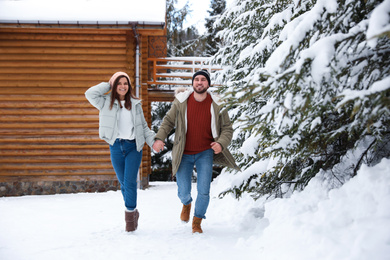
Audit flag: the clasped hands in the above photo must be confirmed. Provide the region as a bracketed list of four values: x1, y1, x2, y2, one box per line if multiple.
[153, 140, 165, 153]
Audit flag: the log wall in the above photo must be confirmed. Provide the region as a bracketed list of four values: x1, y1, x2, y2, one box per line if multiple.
[0, 27, 154, 196]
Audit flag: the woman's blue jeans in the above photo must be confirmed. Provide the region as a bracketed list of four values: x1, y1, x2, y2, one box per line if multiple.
[176, 149, 214, 219]
[109, 139, 142, 211]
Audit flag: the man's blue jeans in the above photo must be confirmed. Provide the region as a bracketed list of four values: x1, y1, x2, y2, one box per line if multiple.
[176, 149, 214, 219]
[109, 139, 142, 211]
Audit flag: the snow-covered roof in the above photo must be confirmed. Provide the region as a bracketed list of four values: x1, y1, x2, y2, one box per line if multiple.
[0, 0, 166, 25]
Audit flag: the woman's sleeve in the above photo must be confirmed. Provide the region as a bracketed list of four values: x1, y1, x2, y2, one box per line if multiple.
[140, 105, 156, 148]
[85, 82, 111, 110]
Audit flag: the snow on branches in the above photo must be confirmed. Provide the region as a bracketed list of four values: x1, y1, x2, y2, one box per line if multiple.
[213, 0, 390, 199]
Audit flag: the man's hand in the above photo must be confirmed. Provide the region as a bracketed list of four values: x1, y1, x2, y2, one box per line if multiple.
[211, 142, 222, 154]
[153, 140, 165, 153]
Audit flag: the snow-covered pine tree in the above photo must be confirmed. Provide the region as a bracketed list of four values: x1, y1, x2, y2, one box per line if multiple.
[178, 0, 227, 57]
[166, 0, 206, 56]
[205, 0, 227, 56]
[214, 0, 390, 199]
[151, 0, 192, 180]
[150, 102, 174, 181]
[166, 0, 192, 56]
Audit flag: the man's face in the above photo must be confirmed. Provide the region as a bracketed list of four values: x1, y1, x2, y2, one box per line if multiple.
[193, 75, 209, 94]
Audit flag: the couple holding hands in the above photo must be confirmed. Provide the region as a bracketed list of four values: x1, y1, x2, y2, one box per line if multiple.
[85, 70, 238, 233]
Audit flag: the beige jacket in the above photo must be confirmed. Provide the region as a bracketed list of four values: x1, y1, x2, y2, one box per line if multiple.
[155, 87, 239, 176]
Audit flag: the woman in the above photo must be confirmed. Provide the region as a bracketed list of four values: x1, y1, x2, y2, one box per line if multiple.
[85, 71, 156, 232]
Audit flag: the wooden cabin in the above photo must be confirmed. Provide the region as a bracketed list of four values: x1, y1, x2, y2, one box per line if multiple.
[0, 0, 170, 196]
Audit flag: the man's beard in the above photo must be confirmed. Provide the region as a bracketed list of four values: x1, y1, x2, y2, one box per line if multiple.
[193, 86, 208, 94]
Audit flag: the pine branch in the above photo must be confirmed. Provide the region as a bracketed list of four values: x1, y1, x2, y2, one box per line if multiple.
[353, 138, 377, 177]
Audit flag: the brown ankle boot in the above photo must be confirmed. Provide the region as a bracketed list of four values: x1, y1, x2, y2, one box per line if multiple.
[125, 209, 139, 232]
[192, 216, 203, 233]
[180, 203, 191, 223]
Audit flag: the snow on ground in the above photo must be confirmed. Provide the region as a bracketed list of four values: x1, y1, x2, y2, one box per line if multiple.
[0, 182, 257, 260]
[1, 159, 390, 260]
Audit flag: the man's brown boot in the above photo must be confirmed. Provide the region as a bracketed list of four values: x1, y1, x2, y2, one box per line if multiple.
[180, 203, 191, 223]
[125, 209, 139, 232]
[192, 216, 203, 233]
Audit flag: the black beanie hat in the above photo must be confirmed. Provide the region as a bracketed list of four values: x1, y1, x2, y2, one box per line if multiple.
[192, 69, 211, 86]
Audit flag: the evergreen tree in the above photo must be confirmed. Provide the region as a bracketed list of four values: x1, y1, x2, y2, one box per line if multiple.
[205, 0, 227, 56]
[214, 0, 390, 199]
[166, 0, 203, 56]
[150, 102, 175, 181]
[150, 0, 188, 179]
[151, 0, 199, 179]
[175, 25, 205, 56]
[166, 0, 192, 56]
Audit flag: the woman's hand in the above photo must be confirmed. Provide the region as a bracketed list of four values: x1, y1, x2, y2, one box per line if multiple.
[153, 140, 165, 153]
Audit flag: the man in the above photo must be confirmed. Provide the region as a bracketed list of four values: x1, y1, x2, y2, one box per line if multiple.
[153, 69, 239, 233]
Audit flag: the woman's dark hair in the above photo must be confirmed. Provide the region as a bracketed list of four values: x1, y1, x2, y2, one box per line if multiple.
[109, 75, 139, 110]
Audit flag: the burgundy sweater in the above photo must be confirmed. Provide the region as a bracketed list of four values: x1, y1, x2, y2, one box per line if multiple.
[184, 93, 213, 155]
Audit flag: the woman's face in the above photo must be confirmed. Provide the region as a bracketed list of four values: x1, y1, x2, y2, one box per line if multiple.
[116, 77, 129, 99]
